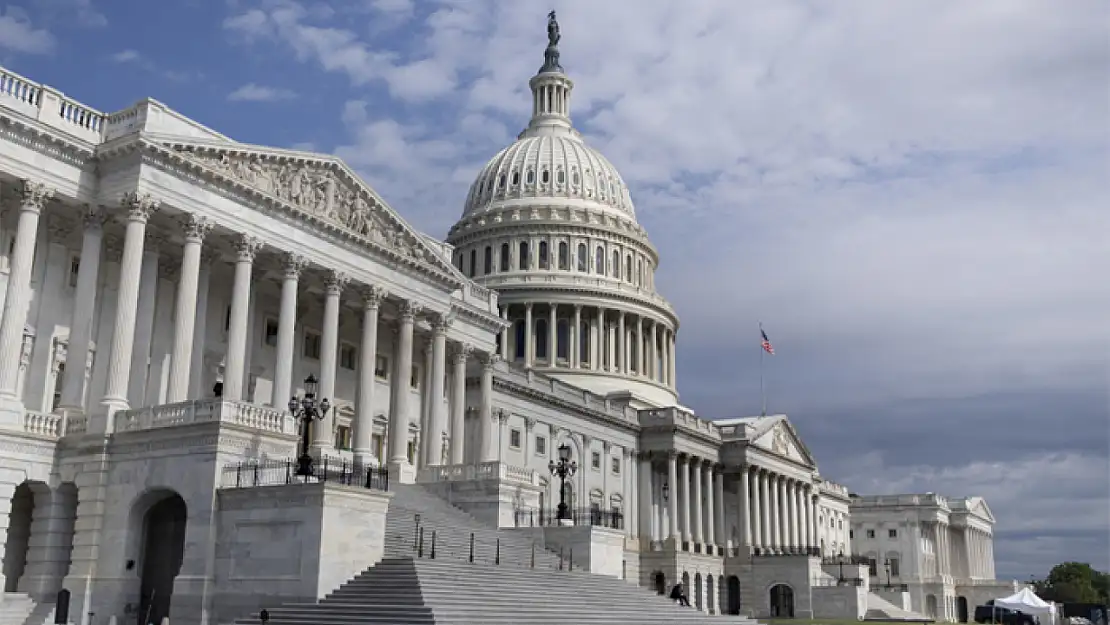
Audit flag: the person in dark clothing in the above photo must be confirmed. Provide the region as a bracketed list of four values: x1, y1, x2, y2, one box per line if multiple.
[670, 582, 691, 607]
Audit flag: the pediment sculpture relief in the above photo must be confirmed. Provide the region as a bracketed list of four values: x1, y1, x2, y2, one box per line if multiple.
[176, 148, 432, 265]
[771, 425, 790, 456]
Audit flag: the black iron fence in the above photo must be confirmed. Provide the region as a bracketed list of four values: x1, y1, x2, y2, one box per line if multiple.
[405, 521, 581, 572]
[220, 457, 389, 491]
[812, 576, 866, 587]
[821, 554, 871, 566]
[512, 507, 624, 530]
[875, 583, 910, 592]
[753, 546, 821, 557]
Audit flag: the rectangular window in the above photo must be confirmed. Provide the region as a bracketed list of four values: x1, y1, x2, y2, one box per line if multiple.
[68, 255, 80, 287]
[535, 435, 547, 456]
[591, 451, 601, 469]
[611, 457, 621, 474]
[410, 365, 420, 389]
[372, 434, 384, 460]
[888, 528, 898, 539]
[334, 425, 351, 450]
[52, 363, 65, 411]
[263, 319, 279, 347]
[868, 558, 878, 577]
[374, 354, 389, 380]
[866, 529, 875, 539]
[303, 331, 321, 359]
[889, 558, 900, 577]
[509, 428, 522, 449]
[340, 344, 357, 370]
[849, 529, 855, 539]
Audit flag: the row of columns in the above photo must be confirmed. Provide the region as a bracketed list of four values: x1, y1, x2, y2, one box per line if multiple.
[498, 302, 677, 388]
[739, 465, 818, 553]
[458, 235, 655, 292]
[928, 521, 951, 578]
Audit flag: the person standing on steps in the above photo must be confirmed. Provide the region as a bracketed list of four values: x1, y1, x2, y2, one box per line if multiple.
[670, 582, 691, 607]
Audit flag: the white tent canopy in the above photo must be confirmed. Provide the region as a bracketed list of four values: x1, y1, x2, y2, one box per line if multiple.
[995, 588, 1056, 616]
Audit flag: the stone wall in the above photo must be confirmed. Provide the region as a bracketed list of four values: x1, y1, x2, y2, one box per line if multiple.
[811, 585, 867, 619]
[744, 555, 819, 619]
[504, 525, 624, 578]
[211, 481, 391, 624]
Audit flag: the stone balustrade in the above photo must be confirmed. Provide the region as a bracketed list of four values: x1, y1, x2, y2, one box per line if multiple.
[113, 399, 293, 434]
[23, 411, 63, 438]
[417, 461, 539, 486]
[0, 66, 105, 142]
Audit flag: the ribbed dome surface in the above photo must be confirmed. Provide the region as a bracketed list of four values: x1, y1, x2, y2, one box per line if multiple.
[462, 132, 636, 221]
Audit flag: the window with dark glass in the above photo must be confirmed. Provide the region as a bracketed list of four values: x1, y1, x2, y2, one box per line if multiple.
[514, 321, 526, 359]
[469, 249, 477, 277]
[483, 246, 492, 274]
[500, 243, 510, 271]
[518, 241, 529, 270]
[557, 241, 568, 270]
[557, 320, 569, 360]
[595, 246, 605, 274]
[612, 251, 621, 279]
[625, 255, 632, 281]
[577, 243, 587, 271]
[538, 241, 549, 269]
[535, 319, 548, 359]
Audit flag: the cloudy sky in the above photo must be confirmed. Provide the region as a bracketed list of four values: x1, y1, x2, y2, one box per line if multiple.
[2, 0, 1106, 579]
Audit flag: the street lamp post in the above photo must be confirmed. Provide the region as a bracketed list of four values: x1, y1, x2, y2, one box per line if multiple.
[837, 550, 846, 583]
[548, 443, 577, 522]
[885, 558, 892, 588]
[287, 374, 330, 477]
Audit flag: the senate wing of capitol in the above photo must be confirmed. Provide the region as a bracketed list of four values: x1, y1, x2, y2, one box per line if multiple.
[0, 13, 1022, 625]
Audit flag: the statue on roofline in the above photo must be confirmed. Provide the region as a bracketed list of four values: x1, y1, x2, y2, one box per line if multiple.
[541, 10, 563, 73]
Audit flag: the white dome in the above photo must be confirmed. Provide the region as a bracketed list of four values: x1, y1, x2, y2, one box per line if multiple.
[462, 132, 636, 221]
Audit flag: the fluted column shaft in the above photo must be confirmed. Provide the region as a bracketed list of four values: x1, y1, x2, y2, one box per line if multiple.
[713, 468, 724, 547]
[667, 454, 679, 541]
[679, 456, 692, 542]
[704, 464, 716, 546]
[478, 355, 496, 462]
[692, 459, 704, 544]
[448, 346, 466, 465]
[638, 455, 652, 540]
[755, 470, 767, 549]
[271, 255, 305, 408]
[167, 216, 211, 402]
[788, 480, 800, 548]
[524, 303, 534, 367]
[99, 195, 159, 422]
[498, 306, 509, 360]
[804, 488, 814, 548]
[223, 235, 260, 401]
[189, 252, 214, 399]
[127, 240, 160, 407]
[0, 181, 52, 397]
[649, 322, 658, 381]
[58, 207, 107, 412]
[388, 302, 419, 469]
[429, 319, 451, 465]
[592, 308, 603, 371]
[312, 271, 347, 451]
[419, 341, 433, 465]
[669, 330, 677, 388]
[353, 287, 385, 465]
[767, 473, 779, 549]
[740, 468, 753, 548]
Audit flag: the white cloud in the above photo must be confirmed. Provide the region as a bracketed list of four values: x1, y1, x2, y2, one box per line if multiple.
[224, 0, 1110, 575]
[111, 49, 141, 63]
[227, 83, 297, 102]
[0, 7, 55, 55]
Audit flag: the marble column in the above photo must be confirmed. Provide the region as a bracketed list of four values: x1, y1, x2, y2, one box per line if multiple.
[769, 474, 780, 550]
[127, 235, 161, 408]
[758, 470, 770, 549]
[649, 321, 658, 381]
[271, 254, 305, 407]
[627, 449, 638, 538]
[524, 302, 533, 367]
[425, 315, 447, 465]
[388, 301, 419, 477]
[448, 343, 467, 466]
[636, 317, 645, 375]
[713, 468, 725, 548]
[478, 354, 496, 462]
[189, 250, 216, 399]
[679, 455, 692, 543]
[638, 454, 652, 540]
[98, 193, 159, 424]
[739, 467, 752, 549]
[312, 270, 347, 451]
[547, 303, 557, 365]
[353, 286, 385, 465]
[692, 458, 704, 545]
[223, 234, 261, 401]
[572, 304, 581, 368]
[0, 181, 52, 400]
[705, 463, 716, 547]
[498, 305, 509, 360]
[58, 205, 108, 413]
[166, 215, 211, 402]
[667, 453, 679, 541]
[418, 340, 434, 465]
[669, 330, 677, 388]
[789, 481, 801, 549]
[592, 308, 603, 372]
[804, 488, 814, 549]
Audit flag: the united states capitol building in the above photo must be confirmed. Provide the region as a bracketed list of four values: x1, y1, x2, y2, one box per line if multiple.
[0, 15, 1021, 625]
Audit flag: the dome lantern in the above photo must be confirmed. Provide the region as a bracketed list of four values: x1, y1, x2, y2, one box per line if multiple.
[523, 11, 574, 138]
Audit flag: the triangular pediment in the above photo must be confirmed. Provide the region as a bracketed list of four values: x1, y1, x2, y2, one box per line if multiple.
[751, 416, 817, 467]
[158, 138, 465, 287]
[968, 496, 995, 523]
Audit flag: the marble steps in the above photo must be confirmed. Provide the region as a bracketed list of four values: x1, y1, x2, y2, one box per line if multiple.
[0, 594, 58, 625]
[236, 558, 762, 625]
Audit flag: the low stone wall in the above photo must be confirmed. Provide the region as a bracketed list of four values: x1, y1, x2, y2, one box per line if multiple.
[874, 588, 913, 611]
[211, 481, 392, 624]
[812, 585, 868, 620]
[504, 525, 625, 578]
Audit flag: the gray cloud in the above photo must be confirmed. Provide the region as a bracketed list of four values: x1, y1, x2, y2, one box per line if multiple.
[221, 0, 1110, 578]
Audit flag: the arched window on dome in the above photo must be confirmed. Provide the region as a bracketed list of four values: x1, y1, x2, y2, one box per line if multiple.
[535, 319, 549, 361]
[511, 171, 520, 186]
[538, 241, 550, 270]
[526, 169, 535, 185]
[556, 169, 566, 185]
[514, 320, 526, 360]
[557, 320, 569, 361]
[519, 241, 529, 270]
[579, 321, 591, 366]
[557, 242, 568, 270]
[469, 249, 477, 278]
[483, 246, 492, 275]
[612, 250, 621, 280]
[576, 243, 587, 272]
[595, 246, 605, 275]
[500, 243, 510, 272]
[498, 173, 506, 190]
[541, 169, 550, 184]
[572, 169, 580, 187]
[636, 258, 643, 286]
[625, 255, 632, 282]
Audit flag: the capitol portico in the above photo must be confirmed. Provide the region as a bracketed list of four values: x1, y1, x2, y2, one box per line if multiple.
[0, 12, 1017, 625]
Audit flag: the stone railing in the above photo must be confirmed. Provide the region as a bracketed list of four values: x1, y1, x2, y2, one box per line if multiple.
[113, 399, 293, 435]
[639, 406, 720, 439]
[0, 65, 105, 143]
[23, 411, 63, 438]
[498, 363, 639, 423]
[417, 461, 539, 486]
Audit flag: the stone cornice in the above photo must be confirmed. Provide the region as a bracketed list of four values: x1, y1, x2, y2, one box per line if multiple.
[106, 136, 467, 294]
[490, 375, 640, 435]
[0, 112, 97, 167]
[450, 300, 509, 334]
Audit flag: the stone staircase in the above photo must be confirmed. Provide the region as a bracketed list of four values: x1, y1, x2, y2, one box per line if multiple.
[0, 594, 57, 625]
[236, 557, 761, 624]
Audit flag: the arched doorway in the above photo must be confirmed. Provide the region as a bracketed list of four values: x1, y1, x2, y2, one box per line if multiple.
[136, 493, 187, 625]
[694, 573, 703, 611]
[2, 482, 35, 592]
[770, 584, 794, 617]
[706, 575, 715, 614]
[727, 575, 742, 615]
[957, 596, 969, 622]
[653, 571, 666, 595]
[926, 594, 938, 619]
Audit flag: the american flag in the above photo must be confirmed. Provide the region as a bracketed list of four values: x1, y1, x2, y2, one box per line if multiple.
[761, 328, 775, 355]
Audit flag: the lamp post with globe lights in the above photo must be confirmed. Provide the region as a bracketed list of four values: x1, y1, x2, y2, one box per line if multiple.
[288, 374, 330, 477]
[549, 443, 577, 522]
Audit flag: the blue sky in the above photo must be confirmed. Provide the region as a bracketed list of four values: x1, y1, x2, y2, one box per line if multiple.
[2, 0, 1107, 580]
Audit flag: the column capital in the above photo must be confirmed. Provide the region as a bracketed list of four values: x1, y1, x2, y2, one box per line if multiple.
[120, 191, 159, 222]
[325, 270, 350, 295]
[82, 204, 110, 231]
[524, 301, 533, 310]
[20, 179, 54, 212]
[452, 342, 472, 364]
[430, 312, 452, 335]
[282, 252, 308, 279]
[360, 284, 388, 310]
[524, 416, 536, 431]
[180, 213, 213, 242]
[497, 408, 510, 424]
[481, 352, 501, 369]
[233, 233, 263, 261]
[399, 300, 421, 321]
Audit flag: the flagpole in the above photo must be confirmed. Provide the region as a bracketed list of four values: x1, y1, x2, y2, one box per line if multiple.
[759, 321, 766, 417]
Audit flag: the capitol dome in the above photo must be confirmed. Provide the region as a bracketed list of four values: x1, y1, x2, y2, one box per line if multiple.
[446, 12, 680, 409]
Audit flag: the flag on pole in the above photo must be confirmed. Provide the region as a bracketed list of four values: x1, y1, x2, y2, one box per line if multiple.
[761, 328, 775, 355]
